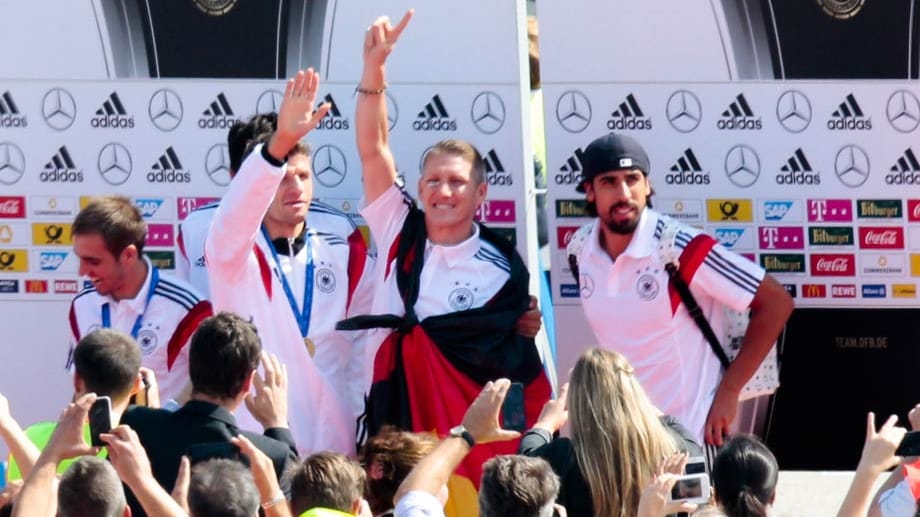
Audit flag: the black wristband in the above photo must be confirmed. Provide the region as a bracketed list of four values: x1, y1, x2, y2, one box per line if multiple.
[260, 143, 285, 167]
[456, 430, 475, 449]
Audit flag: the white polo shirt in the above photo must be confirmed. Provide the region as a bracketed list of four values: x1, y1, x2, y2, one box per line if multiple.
[67, 257, 213, 401]
[206, 144, 373, 455]
[176, 202, 218, 297]
[361, 184, 510, 322]
[576, 208, 764, 439]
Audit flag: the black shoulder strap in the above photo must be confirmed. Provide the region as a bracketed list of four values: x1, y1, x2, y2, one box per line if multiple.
[664, 262, 731, 369]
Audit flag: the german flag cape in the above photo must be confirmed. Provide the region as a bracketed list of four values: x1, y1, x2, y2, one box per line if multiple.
[339, 207, 551, 491]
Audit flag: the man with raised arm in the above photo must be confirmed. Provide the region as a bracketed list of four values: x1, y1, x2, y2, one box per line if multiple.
[205, 69, 363, 455]
[345, 11, 551, 508]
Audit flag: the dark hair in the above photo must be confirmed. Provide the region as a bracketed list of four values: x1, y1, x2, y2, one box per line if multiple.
[359, 426, 438, 515]
[73, 328, 141, 402]
[189, 458, 260, 517]
[287, 451, 366, 515]
[479, 455, 560, 517]
[421, 139, 485, 185]
[241, 131, 311, 168]
[58, 456, 126, 517]
[189, 312, 261, 400]
[72, 195, 146, 256]
[712, 434, 778, 517]
[228, 113, 311, 174]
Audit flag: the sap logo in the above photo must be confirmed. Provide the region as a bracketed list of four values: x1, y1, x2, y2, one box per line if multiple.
[40, 251, 68, 271]
[714, 228, 745, 248]
[763, 201, 793, 222]
[134, 198, 165, 219]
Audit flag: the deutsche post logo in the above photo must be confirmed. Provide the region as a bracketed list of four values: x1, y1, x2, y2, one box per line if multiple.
[0, 249, 28, 271]
[31, 223, 72, 245]
[706, 199, 753, 222]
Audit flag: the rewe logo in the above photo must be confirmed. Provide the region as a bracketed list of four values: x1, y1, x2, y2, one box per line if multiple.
[148, 147, 190, 183]
[556, 148, 585, 187]
[413, 95, 457, 131]
[91, 92, 134, 128]
[41, 146, 83, 183]
[0, 91, 27, 128]
[778, 148, 820, 185]
[827, 93, 872, 130]
[315, 94, 349, 130]
[198, 93, 240, 129]
[666, 148, 709, 185]
[887, 148, 920, 185]
[607, 93, 651, 130]
[717, 93, 762, 130]
[482, 149, 512, 186]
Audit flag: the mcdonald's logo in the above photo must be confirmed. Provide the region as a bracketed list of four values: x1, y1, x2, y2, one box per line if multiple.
[24, 279, 48, 293]
[802, 284, 827, 298]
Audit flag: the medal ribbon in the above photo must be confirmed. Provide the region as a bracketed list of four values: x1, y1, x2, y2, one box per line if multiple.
[260, 226, 314, 338]
[101, 266, 159, 339]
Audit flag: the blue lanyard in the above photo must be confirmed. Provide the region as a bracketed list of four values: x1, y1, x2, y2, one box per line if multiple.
[101, 266, 159, 339]
[261, 226, 314, 338]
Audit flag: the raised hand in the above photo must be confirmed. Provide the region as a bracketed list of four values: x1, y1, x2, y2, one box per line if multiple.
[244, 352, 289, 430]
[267, 68, 331, 161]
[363, 10, 414, 69]
[462, 379, 522, 444]
[534, 382, 568, 433]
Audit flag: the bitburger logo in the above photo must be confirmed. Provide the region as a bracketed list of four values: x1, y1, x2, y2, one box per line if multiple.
[414, 95, 457, 131]
[41, 146, 83, 183]
[777, 148, 820, 185]
[91, 91, 134, 128]
[199, 92, 240, 129]
[0, 91, 27, 128]
[148, 147, 190, 183]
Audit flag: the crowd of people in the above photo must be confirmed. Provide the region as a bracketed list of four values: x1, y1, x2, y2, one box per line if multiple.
[0, 8, 914, 517]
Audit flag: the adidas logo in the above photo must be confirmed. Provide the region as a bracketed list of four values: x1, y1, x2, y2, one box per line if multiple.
[777, 148, 820, 185]
[315, 93, 349, 130]
[148, 146, 190, 183]
[483, 149, 512, 186]
[555, 148, 585, 186]
[41, 146, 83, 183]
[886, 148, 920, 185]
[717, 94, 762, 130]
[198, 93, 240, 129]
[0, 91, 27, 128]
[413, 95, 457, 131]
[607, 93, 652, 130]
[827, 93, 872, 130]
[665, 148, 710, 185]
[91, 91, 134, 129]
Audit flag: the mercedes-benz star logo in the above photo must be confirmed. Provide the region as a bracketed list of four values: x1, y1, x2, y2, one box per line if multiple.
[256, 89, 282, 115]
[97, 143, 133, 185]
[665, 90, 702, 133]
[42, 88, 77, 130]
[0, 142, 26, 185]
[887, 90, 920, 133]
[385, 92, 398, 131]
[724, 144, 761, 188]
[205, 143, 231, 186]
[555, 90, 591, 133]
[776, 90, 812, 133]
[834, 144, 870, 188]
[312, 145, 347, 188]
[470, 91, 506, 134]
[148, 88, 183, 131]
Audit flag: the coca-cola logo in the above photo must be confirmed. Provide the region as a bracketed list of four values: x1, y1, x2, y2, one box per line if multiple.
[811, 254, 855, 276]
[908, 200, 920, 222]
[858, 227, 904, 249]
[0, 197, 25, 218]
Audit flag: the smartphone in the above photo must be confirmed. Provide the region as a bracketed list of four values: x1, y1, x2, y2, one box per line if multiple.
[88, 396, 113, 447]
[186, 441, 249, 467]
[685, 456, 707, 475]
[502, 382, 527, 432]
[896, 431, 920, 456]
[669, 473, 711, 505]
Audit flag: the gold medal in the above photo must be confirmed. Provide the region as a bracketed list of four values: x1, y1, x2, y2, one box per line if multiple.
[304, 337, 316, 357]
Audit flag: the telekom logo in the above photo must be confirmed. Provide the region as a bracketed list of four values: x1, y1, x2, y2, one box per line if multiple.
[758, 227, 803, 249]
[807, 199, 852, 222]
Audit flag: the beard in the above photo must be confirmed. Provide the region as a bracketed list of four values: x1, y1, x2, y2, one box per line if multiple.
[601, 202, 640, 235]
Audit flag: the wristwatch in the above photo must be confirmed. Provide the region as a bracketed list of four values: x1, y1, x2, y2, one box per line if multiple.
[449, 425, 475, 449]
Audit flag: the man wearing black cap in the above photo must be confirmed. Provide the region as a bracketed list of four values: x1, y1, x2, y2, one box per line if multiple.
[568, 133, 793, 445]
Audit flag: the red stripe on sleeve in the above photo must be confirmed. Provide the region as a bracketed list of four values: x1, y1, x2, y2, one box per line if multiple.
[345, 229, 368, 312]
[166, 301, 213, 370]
[254, 245, 273, 299]
[384, 236, 401, 280]
[669, 234, 718, 315]
[68, 301, 81, 342]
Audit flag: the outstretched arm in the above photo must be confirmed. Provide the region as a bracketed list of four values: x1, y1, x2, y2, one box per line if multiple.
[705, 274, 793, 445]
[356, 10, 413, 205]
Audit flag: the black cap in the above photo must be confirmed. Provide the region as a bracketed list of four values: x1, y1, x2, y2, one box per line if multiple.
[577, 133, 650, 193]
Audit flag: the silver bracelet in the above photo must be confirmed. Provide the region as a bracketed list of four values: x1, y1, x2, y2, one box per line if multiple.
[261, 490, 285, 510]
